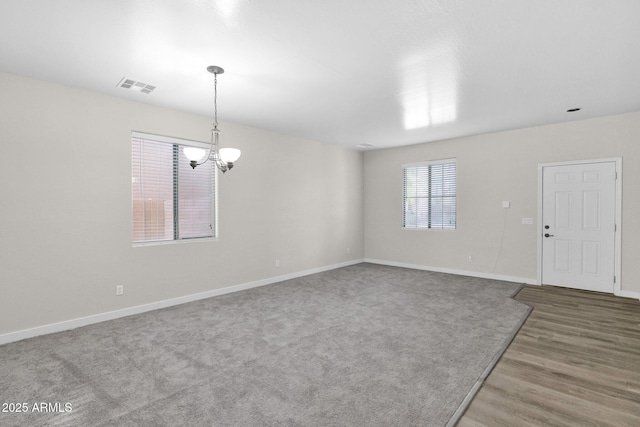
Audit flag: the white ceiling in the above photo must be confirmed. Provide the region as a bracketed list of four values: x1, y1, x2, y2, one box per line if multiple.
[1, 0, 639, 150]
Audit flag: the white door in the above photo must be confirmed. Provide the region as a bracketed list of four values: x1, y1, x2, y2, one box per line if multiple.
[541, 161, 616, 293]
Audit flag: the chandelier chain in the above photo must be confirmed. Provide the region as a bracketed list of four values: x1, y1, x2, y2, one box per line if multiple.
[213, 72, 218, 130]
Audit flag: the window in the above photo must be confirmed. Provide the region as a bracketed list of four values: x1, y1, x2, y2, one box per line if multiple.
[403, 159, 456, 229]
[132, 132, 215, 244]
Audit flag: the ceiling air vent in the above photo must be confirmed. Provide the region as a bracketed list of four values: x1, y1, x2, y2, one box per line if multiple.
[356, 143, 374, 149]
[117, 77, 155, 94]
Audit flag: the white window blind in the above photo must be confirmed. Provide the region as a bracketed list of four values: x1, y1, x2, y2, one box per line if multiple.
[132, 132, 215, 244]
[403, 159, 456, 229]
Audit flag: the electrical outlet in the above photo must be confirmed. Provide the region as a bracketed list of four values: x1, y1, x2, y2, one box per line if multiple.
[116, 285, 124, 296]
[468, 255, 473, 263]
[275, 259, 280, 268]
[346, 247, 351, 254]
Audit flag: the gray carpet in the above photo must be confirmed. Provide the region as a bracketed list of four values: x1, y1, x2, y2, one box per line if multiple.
[0, 263, 529, 426]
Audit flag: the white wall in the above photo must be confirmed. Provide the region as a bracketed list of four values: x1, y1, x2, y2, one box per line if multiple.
[364, 112, 640, 294]
[3, 69, 639, 338]
[0, 72, 364, 335]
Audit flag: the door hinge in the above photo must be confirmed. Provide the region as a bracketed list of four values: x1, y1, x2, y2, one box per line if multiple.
[614, 224, 617, 232]
[615, 172, 618, 180]
[613, 275, 616, 283]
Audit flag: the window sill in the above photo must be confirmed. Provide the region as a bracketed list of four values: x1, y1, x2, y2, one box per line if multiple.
[401, 227, 456, 231]
[132, 237, 218, 248]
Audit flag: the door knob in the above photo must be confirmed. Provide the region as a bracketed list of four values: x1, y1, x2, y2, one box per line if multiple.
[544, 233, 554, 238]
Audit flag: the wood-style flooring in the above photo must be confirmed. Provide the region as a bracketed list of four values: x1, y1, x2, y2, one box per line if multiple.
[458, 285, 640, 427]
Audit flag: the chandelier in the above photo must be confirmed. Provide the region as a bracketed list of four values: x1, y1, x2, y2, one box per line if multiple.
[183, 66, 241, 172]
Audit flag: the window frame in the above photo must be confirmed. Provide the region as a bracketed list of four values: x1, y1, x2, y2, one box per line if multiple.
[131, 131, 218, 247]
[402, 158, 457, 230]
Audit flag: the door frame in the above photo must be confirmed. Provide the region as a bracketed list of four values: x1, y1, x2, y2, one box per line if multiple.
[537, 157, 622, 295]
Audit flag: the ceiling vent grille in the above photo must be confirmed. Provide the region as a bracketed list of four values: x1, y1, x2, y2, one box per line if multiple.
[117, 77, 155, 94]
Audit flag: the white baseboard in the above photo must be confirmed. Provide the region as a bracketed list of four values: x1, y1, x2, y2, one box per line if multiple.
[4, 257, 636, 346]
[615, 289, 640, 300]
[0, 259, 365, 346]
[364, 258, 538, 285]
[366, 258, 640, 301]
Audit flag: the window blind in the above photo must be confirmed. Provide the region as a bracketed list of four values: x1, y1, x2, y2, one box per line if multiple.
[132, 133, 215, 244]
[403, 160, 456, 229]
